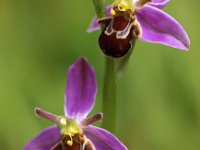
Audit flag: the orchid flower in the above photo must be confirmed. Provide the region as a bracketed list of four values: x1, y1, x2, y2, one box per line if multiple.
[88, 0, 190, 57]
[23, 57, 127, 150]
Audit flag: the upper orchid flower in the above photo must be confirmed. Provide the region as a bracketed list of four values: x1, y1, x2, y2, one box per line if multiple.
[88, 0, 190, 58]
[23, 57, 127, 150]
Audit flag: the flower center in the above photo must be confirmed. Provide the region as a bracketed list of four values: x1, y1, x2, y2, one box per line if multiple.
[34, 108, 102, 149]
[111, 0, 135, 16]
[56, 117, 83, 147]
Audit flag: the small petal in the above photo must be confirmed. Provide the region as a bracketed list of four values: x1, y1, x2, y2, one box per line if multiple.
[81, 113, 103, 127]
[136, 5, 190, 50]
[23, 126, 61, 150]
[149, 0, 170, 8]
[65, 57, 97, 120]
[87, 17, 100, 32]
[87, 5, 113, 32]
[84, 125, 128, 150]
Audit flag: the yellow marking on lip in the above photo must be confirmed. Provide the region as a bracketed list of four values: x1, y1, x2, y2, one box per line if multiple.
[110, 8, 116, 16]
[67, 133, 73, 146]
[118, 0, 129, 11]
[112, 0, 136, 14]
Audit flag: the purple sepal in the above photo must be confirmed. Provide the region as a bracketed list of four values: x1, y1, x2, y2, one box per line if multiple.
[65, 57, 97, 120]
[137, 5, 190, 50]
[149, 0, 170, 8]
[87, 5, 113, 32]
[87, 17, 100, 32]
[23, 126, 61, 150]
[84, 125, 128, 150]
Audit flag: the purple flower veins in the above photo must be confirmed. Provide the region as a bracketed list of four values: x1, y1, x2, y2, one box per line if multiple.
[88, 0, 190, 51]
[23, 57, 127, 150]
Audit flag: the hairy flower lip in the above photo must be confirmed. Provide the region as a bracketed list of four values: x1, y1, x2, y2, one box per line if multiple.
[98, 3, 142, 58]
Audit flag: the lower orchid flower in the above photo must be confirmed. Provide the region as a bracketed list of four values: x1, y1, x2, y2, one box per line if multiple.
[23, 57, 127, 150]
[88, 0, 190, 58]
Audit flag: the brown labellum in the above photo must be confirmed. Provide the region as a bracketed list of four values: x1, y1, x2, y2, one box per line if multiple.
[51, 134, 95, 150]
[98, 11, 141, 58]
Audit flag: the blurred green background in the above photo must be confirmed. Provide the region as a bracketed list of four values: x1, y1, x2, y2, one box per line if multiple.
[0, 0, 199, 149]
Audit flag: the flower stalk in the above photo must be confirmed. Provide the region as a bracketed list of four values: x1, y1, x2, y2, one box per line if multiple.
[91, 0, 118, 133]
[116, 42, 135, 79]
[92, 0, 106, 19]
[102, 57, 117, 133]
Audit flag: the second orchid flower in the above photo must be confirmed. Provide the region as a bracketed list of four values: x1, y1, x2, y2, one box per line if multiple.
[88, 0, 190, 58]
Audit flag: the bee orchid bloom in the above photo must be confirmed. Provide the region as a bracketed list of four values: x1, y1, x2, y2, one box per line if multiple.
[88, 0, 190, 57]
[23, 57, 127, 150]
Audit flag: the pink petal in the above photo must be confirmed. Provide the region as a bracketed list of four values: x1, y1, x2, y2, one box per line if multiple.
[136, 5, 190, 50]
[84, 125, 128, 150]
[23, 126, 60, 150]
[149, 0, 170, 8]
[65, 57, 97, 120]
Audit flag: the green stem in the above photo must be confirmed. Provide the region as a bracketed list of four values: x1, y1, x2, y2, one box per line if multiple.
[92, 0, 106, 18]
[91, 0, 117, 133]
[116, 42, 136, 80]
[102, 57, 117, 133]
